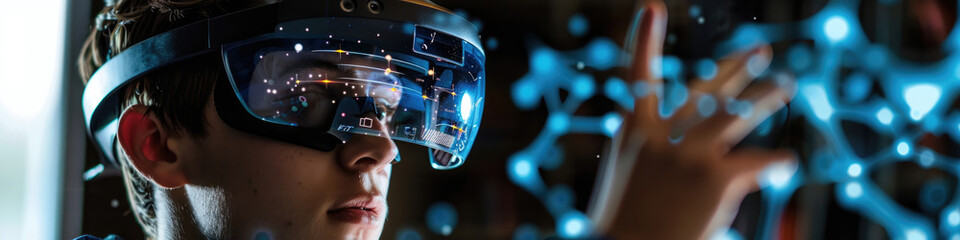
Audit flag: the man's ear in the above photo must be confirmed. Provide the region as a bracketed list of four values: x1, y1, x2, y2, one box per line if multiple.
[117, 104, 187, 188]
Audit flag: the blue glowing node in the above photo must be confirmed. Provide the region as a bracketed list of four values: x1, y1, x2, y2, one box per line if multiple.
[512, 80, 540, 110]
[587, 39, 620, 70]
[512, 156, 533, 180]
[847, 163, 862, 177]
[486, 37, 499, 50]
[906, 229, 927, 240]
[668, 83, 689, 109]
[843, 73, 871, 102]
[547, 113, 571, 133]
[897, 141, 911, 156]
[568, 13, 589, 37]
[824, 16, 850, 42]
[531, 49, 559, 74]
[845, 182, 864, 199]
[904, 84, 942, 121]
[426, 202, 458, 236]
[571, 74, 595, 99]
[949, 209, 960, 226]
[546, 185, 575, 214]
[696, 59, 718, 80]
[803, 84, 834, 121]
[557, 211, 591, 238]
[661, 56, 683, 79]
[919, 149, 935, 167]
[633, 81, 652, 98]
[698, 95, 717, 117]
[602, 113, 622, 137]
[877, 107, 894, 125]
[760, 162, 796, 189]
[689, 5, 701, 17]
[747, 54, 768, 77]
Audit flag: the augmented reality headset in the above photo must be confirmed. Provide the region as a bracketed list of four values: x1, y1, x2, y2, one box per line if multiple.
[83, 0, 485, 171]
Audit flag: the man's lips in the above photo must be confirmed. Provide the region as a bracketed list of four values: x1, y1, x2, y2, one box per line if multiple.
[327, 196, 385, 226]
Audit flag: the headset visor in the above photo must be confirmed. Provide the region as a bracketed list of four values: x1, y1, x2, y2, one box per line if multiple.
[222, 34, 485, 169]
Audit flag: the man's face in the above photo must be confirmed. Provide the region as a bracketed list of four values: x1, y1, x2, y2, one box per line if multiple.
[175, 80, 397, 239]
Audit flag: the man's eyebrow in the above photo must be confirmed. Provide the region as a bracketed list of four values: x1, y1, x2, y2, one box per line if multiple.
[276, 58, 338, 75]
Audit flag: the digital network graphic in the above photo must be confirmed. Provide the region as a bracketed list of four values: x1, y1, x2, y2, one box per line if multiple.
[506, 0, 960, 239]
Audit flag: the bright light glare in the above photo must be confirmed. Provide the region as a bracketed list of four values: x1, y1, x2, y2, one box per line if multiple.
[0, 0, 68, 239]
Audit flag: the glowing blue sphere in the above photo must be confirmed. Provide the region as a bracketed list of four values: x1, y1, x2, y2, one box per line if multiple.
[695, 59, 718, 81]
[845, 182, 864, 199]
[426, 202, 458, 236]
[556, 211, 591, 239]
[876, 107, 894, 125]
[568, 13, 589, 37]
[698, 95, 717, 117]
[847, 163, 862, 177]
[571, 74, 595, 99]
[824, 16, 850, 42]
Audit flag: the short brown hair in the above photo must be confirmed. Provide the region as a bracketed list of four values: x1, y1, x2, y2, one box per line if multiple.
[77, 0, 257, 237]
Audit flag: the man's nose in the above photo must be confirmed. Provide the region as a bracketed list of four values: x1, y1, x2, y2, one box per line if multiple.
[337, 123, 399, 173]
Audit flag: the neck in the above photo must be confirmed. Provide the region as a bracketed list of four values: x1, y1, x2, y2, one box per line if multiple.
[154, 186, 211, 240]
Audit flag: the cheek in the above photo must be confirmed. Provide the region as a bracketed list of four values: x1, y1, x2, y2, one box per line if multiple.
[196, 111, 349, 227]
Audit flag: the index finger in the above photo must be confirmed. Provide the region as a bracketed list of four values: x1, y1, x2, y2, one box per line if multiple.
[627, 0, 668, 128]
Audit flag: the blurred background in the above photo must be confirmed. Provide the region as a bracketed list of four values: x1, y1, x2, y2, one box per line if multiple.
[3, 0, 960, 239]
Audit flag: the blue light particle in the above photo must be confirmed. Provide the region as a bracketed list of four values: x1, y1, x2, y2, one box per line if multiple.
[949, 209, 960, 226]
[906, 228, 927, 240]
[689, 5, 701, 18]
[824, 15, 850, 42]
[586, 38, 620, 70]
[843, 72, 871, 103]
[904, 84, 942, 121]
[426, 202, 458, 236]
[695, 59, 718, 81]
[557, 211, 591, 239]
[602, 113, 622, 137]
[698, 94, 717, 117]
[759, 161, 797, 190]
[486, 37, 499, 50]
[571, 74, 595, 99]
[747, 54, 768, 77]
[845, 182, 864, 199]
[919, 149, 935, 167]
[897, 140, 911, 156]
[876, 107, 894, 125]
[568, 13, 589, 37]
[661, 56, 683, 79]
[847, 163, 862, 177]
[547, 112, 571, 133]
[531, 48, 559, 74]
[512, 80, 540, 110]
[802, 84, 834, 121]
[545, 185, 575, 214]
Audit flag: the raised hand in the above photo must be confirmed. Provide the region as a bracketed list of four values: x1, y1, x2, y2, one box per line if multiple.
[589, 1, 798, 239]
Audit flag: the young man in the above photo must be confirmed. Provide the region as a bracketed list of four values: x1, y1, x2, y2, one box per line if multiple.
[78, 0, 795, 239]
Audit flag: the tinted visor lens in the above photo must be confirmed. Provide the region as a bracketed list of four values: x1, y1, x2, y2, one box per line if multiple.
[223, 36, 484, 169]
